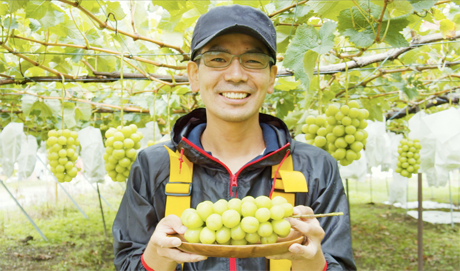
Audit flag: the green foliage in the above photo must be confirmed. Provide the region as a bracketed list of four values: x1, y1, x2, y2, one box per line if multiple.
[0, 0, 458, 135]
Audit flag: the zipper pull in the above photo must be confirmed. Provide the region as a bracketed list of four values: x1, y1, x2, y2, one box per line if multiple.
[230, 175, 238, 197]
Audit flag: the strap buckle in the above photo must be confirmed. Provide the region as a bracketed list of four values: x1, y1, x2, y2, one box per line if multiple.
[165, 182, 192, 196]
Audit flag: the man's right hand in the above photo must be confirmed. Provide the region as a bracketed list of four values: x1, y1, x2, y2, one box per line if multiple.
[142, 215, 208, 271]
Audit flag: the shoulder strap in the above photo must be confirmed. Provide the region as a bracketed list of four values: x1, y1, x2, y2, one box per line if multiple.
[163, 149, 308, 271]
[269, 154, 308, 271]
[164, 146, 194, 217]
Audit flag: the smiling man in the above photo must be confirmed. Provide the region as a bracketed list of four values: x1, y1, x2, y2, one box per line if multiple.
[112, 5, 355, 271]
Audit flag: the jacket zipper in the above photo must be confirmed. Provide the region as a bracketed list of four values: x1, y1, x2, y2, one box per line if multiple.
[182, 137, 290, 198]
[181, 137, 290, 271]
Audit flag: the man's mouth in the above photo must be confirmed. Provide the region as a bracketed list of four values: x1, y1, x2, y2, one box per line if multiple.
[220, 92, 250, 99]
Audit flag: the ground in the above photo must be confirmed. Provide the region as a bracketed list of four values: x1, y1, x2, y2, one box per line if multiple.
[0, 174, 459, 270]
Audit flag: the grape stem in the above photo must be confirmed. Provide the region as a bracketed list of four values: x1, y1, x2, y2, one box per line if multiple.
[290, 212, 344, 218]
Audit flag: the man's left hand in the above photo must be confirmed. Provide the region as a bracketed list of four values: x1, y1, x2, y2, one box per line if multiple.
[266, 205, 326, 271]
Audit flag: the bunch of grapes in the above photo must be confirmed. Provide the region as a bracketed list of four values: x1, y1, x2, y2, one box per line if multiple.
[324, 101, 369, 166]
[103, 124, 143, 182]
[302, 115, 328, 150]
[395, 138, 422, 178]
[47, 129, 80, 182]
[181, 196, 294, 245]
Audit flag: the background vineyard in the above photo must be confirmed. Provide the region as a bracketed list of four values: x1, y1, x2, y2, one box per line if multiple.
[1, 0, 460, 270]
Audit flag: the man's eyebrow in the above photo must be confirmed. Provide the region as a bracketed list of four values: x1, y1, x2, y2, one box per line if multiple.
[204, 45, 267, 54]
[205, 45, 230, 53]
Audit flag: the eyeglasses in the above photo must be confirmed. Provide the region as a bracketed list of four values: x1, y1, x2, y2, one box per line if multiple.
[194, 51, 274, 69]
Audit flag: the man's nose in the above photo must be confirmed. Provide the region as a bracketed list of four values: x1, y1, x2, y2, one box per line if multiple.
[223, 57, 248, 83]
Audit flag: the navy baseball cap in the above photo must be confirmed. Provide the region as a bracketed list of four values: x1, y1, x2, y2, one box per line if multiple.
[191, 5, 277, 64]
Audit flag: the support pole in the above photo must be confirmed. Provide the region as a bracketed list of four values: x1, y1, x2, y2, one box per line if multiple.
[369, 175, 373, 203]
[417, 173, 423, 271]
[117, 182, 126, 192]
[346, 179, 350, 221]
[36, 155, 89, 219]
[97, 183, 108, 239]
[82, 175, 114, 211]
[448, 172, 454, 230]
[0, 178, 48, 241]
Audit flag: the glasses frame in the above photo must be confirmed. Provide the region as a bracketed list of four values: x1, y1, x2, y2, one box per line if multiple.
[194, 51, 275, 70]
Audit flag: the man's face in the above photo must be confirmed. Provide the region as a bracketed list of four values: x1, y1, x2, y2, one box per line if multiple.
[187, 33, 278, 123]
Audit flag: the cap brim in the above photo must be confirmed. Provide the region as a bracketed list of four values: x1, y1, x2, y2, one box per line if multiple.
[192, 25, 276, 63]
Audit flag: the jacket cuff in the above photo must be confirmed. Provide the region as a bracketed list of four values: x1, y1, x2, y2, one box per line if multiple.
[141, 254, 155, 271]
[323, 261, 328, 271]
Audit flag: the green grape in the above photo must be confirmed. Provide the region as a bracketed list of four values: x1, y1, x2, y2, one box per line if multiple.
[258, 221, 273, 237]
[200, 227, 216, 244]
[245, 232, 260, 244]
[186, 212, 204, 230]
[255, 208, 271, 223]
[260, 233, 278, 244]
[184, 227, 203, 243]
[241, 217, 259, 234]
[222, 209, 241, 229]
[228, 198, 242, 214]
[270, 205, 285, 220]
[241, 201, 257, 217]
[215, 227, 231, 244]
[255, 196, 272, 209]
[206, 213, 223, 231]
[272, 219, 291, 238]
[231, 224, 246, 241]
[281, 203, 294, 217]
[272, 196, 287, 206]
[305, 116, 316, 125]
[197, 201, 214, 221]
[231, 239, 248, 245]
[241, 196, 255, 203]
[213, 199, 228, 215]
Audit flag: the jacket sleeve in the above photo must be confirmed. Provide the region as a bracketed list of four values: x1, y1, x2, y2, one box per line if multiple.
[112, 149, 165, 271]
[307, 155, 356, 271]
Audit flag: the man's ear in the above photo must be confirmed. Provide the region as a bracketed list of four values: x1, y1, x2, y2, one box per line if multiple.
[187, 61, 200, 93]
[267, 65, 278, 94]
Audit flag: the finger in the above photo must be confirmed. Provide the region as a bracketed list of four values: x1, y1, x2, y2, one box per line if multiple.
[293, 205, 314, 217]
[161, 215, 188, 235]
[159, 248, 208, 263]
[288, 243, 318, 259]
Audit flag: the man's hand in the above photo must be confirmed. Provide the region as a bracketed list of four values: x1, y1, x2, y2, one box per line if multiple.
[266, 206, 326, 271]
[143, 215, 207, 271]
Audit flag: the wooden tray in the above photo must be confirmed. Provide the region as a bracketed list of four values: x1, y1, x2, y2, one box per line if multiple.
[169, 231, 304, 258]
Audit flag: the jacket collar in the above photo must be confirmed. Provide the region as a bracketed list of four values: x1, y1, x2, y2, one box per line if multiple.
[170, 108, 293, 171]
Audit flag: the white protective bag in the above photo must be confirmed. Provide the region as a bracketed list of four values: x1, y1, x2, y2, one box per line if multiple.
[365, 119, 388, 169]
[17, 134, 38, 179]
[339, 150, 367, 182]
[138, 121, 162, 149]
[0, 122, 25, 178]
[78, 126, 106, 183]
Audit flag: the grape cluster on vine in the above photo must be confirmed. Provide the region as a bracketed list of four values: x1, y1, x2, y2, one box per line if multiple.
[47, 129, 80, 182]
[181, 196, 293, 245]
[395, 138, 421, 178]
[103, 124, 143, 182]
[302, 101, 369, 166]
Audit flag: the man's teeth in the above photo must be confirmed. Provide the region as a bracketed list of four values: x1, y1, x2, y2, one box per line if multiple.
[221, 92, 249, 99]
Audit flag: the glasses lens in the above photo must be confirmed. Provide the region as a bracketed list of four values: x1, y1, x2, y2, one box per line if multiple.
[240, 53, 269, 69]
[202, 52, 232, 68]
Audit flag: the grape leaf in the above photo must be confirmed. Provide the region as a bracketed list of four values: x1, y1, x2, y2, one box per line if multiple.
[409, 0, 437, 13]
[189, 0, 210, 14]
[106, 1, 126, 21]
[284, 25, 319, 88]
[313, 21, 337, 54]
[22, 95, 38, 117]
[306, 0, 355, 20]
[303, 50, 318, 89]
[75, 102, 91, 121]
[379, 15, 410, 47]
[39, 6, 64, 30]
[63, 102, 76, 128]
[8, 0, 28, 13]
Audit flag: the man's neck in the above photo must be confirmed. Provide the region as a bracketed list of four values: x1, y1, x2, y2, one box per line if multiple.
[201, 113, 266, 174]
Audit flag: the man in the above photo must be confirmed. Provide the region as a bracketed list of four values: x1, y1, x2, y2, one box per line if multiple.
[113, 5, 355, 271]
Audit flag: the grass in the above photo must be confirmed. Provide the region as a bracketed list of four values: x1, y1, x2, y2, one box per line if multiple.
[0, 174, 459, 270]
